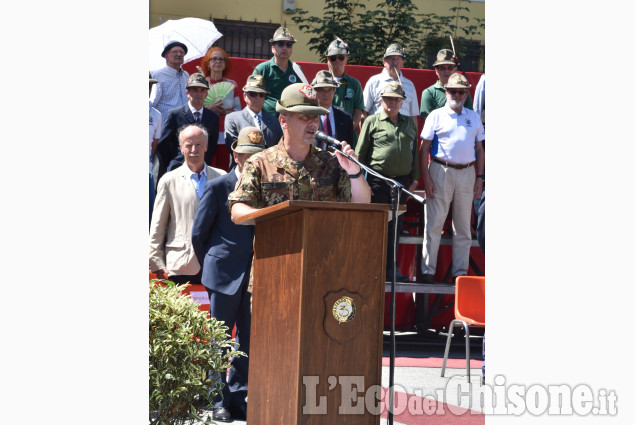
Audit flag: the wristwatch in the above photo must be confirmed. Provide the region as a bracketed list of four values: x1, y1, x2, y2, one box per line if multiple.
[348, 169, 363, 179]
[476, 174, 485, 182]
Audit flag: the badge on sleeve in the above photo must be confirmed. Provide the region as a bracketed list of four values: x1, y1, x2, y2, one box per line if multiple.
[289, 75, 297, 83]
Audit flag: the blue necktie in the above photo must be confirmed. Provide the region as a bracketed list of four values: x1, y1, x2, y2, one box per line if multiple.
[194, 111, 201, 123]
[255, 113, 262, 129]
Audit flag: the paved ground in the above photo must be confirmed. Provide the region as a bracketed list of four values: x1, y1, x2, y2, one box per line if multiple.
[185, 331, 484, 424]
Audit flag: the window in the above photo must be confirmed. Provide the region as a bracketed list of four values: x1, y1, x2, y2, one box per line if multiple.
[212, 19, 280, 59]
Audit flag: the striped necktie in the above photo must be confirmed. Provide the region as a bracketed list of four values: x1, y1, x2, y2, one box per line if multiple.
[322, 115, 331, 135]
[254, 113, 262, 129]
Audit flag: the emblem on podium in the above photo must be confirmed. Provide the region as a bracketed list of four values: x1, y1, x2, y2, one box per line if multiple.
[332, 296, 356, 323]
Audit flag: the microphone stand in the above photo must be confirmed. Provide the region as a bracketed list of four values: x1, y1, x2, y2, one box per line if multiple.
[326, 142, 424, 425]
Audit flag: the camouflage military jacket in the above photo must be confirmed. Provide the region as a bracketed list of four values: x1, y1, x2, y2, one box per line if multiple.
[228, 140, 352, 210]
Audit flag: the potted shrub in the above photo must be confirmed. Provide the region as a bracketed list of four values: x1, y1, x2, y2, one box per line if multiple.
[149, 280, 244, 424]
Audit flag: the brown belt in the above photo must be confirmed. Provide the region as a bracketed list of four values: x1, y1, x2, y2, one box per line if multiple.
[432, 157, 475, 169]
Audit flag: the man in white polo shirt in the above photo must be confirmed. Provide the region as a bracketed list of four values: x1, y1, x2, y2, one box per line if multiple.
[419, 73, 484, 283]
[362, 43, 419, 126]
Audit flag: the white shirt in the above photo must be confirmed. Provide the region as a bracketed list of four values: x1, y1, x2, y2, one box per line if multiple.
[473, 74, 485, 125]
[188, 103, 205, 119]
[149, 101, 162, 172]
[248, 108, 263, 129]
[420, 104, 485, 164]
[363, 69, 419, 117]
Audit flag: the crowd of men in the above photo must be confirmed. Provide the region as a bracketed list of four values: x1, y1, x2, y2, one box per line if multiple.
[149, 26, 484, 422]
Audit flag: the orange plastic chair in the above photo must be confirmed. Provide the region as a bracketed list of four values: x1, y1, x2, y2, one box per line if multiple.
[441, 276, 485, 383]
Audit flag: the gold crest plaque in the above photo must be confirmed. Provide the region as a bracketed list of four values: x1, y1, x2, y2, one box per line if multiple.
[332, 296, 356, 323]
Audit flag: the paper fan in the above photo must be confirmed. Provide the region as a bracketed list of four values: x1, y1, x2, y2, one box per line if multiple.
[204, 81, 236, 106]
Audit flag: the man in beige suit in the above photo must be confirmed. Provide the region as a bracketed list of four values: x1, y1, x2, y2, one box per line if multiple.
[150, 124, 226, 284]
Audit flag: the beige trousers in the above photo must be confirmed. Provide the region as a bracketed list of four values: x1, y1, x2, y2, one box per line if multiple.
[422, 161, 475, 277]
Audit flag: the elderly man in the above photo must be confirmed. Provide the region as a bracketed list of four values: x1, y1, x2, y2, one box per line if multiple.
[323, 37, 364, 131]
[228, 83, 370, 220]
[356, 82, 419, 282]
[150, 40, 190, 115]
[362, 43, 419, 125]
[156, 73, 220, 181]
[420, 49, 473, 120]
[191, 127, 267, 422]
[150, 124, 226, 285]
[311, 70, 356, 149]
[253, 27, 308, 116]
[419, 73, 484, 283]
[225, 75, 283, 168]
[149, 72, 162, 224]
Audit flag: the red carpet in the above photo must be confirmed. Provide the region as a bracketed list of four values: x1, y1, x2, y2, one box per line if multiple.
[382, 356, 483, 369]
[379, 388, 485, 425]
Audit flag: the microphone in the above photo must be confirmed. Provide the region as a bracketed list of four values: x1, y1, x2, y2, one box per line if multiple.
[314, 131, 343, 148]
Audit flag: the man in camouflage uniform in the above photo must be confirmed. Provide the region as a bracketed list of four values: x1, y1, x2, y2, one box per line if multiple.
[228, 83, 370, 219]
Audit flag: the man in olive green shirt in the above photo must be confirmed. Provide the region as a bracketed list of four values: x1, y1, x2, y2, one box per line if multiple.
[253, 27, 308, 116]
[356, 82, 419, 282]
[322, 37, 364, 131]
[420, 49, 472, 120]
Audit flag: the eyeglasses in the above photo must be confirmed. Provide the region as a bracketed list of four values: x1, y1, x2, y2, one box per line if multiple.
[209, 57, 225, 62]
[328, 55, 346, 62]
[170, 49, 186, 55]
[447, 89, 467, 96]
[275, 41, 294, 48]
[246, 92, 266, 98]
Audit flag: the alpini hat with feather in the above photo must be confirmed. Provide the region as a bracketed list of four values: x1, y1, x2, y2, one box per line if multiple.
[276, 83, 329, 115]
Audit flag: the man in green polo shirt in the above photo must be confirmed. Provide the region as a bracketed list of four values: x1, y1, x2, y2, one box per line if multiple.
[253, 27, 308, 116]
[321, 37, 364, 132]
[420, 49, 473, 120]
[355, 82, 419, 282]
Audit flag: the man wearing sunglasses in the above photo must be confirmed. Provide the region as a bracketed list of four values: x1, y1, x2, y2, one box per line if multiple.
[420, 49, 473, 121]
[253, 27, 308, 117]
[323, 38, 364, 132]
[225, 75, 283, 168]
[419, 73, 484, 284]
[362, 43, 420, 126]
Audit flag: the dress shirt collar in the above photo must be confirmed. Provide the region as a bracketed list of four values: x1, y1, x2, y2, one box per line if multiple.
[380, 68, 403, 81]
[443, 103, 465, 116]
[188, 102, 204, 116]
[378, 110, 405, 123]
[163, 65, 184, 76]
[248, 108, 262, 121]
[185, 165, 207, 178]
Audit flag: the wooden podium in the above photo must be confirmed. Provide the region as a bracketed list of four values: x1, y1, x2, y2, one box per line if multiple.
[236, 200, 395, 424]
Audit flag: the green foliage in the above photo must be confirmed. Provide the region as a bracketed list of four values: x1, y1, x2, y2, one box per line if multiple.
[149, 280, 245, 424]
[290, 0, 484, 70]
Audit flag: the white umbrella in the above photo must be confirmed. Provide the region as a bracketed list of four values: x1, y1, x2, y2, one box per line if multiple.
[149, 17, 223, 71]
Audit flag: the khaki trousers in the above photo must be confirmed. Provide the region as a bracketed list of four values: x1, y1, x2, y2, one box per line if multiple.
[422, 161, 475, 277]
